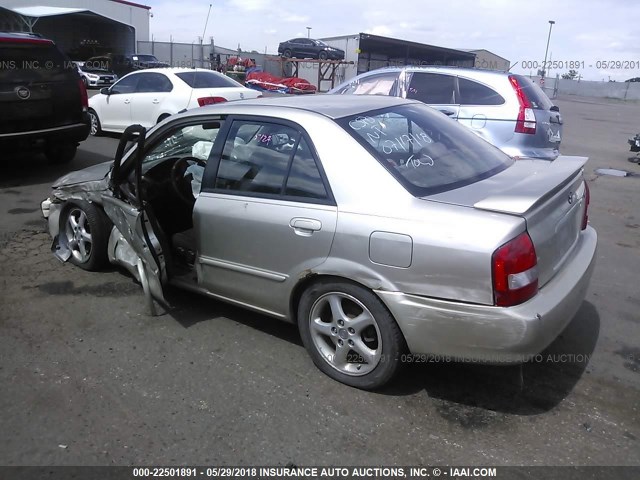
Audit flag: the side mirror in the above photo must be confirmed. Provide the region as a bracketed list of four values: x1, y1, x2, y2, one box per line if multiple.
[100, 87, 111, 95]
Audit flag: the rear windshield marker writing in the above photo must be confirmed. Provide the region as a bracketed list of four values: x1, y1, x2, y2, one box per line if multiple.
[404, 154, 434, 168]
[382, 132, 433, 155]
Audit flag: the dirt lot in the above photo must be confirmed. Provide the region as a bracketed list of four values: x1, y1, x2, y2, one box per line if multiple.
[0, 95, 638, 468]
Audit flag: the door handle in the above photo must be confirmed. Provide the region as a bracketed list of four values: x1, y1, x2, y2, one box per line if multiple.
[440, 109, 455, 116]
[290, 217, 321, 235]
[124, 99, 130, 104]
[152, 99, 160, 104]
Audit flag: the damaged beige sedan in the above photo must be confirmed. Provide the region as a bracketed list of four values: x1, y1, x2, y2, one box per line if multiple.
[42, 95, 597, 389]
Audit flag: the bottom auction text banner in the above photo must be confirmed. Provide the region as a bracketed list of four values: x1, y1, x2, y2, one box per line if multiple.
[0, 466, 638, 480]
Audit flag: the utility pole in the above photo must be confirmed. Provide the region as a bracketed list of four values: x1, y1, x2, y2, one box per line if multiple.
[541, 20, 555, 85]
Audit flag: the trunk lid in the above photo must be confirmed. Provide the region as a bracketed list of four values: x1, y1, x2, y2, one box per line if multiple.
[187, 87, 259, 108]
[426, 156, 589, 287]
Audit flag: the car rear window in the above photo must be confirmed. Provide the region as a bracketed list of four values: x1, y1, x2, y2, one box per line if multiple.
[458, 77, 505, 105]
[338, 103, 513, 196]
[175, 71, 242, 88]
[0, 43, 72, 78]
[511, 74, 553, 110]
[132, 55, 159, 62]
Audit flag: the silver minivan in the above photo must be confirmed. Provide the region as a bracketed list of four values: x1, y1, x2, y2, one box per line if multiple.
[329, 66, 563, 160]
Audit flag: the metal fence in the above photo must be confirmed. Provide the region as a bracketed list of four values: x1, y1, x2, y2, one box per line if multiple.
[530, 75, 640, 101]
[136, 40, 279, 74]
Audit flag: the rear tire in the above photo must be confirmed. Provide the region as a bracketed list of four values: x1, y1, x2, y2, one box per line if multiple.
[61, 201, 111, 271]
[318, 51, 328, 60]
[297, 279, 406, 390]
[45, 143, 77, 164]
[89, 109, 102, 136]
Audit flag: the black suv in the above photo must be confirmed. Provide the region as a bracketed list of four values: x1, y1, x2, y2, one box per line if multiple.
[277, 38, 345, 60]
[0, 32, 90, 164]
[86, 53, 169, 78]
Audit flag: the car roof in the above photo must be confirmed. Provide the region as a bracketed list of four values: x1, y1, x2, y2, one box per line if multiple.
[191, 94, 417, 120]
[125, 68, 220, 75]
[360, 65, 511, 78]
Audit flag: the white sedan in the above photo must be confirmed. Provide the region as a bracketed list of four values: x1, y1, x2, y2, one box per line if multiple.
[88, 68, 260, 135]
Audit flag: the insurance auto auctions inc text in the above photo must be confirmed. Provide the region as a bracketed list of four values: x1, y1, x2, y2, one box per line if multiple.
[258, 466, 497, 478]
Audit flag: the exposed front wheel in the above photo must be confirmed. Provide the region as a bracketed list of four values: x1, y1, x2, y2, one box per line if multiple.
[298, 280, 406, 390]
[62, 201, 111, 271]
[283, 48, 292, 58]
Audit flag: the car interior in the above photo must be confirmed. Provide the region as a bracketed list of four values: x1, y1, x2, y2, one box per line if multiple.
[119, 123, 219, 276]
[125, 120, 305, 279]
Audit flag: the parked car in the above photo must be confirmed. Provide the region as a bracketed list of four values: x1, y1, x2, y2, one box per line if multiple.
[278, 38, 345, 60]
[41, 95, 596, 389]
[86, 53, 169, 77]
[0, 32, 89, 164]
[88, 68, 260, 135]
[73, 60, 117, 88]
[329, 66, 563, 160]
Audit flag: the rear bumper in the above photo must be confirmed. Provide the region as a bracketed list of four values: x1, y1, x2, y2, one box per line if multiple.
[376, 226, 597, 363]
[0, 117, 90, 149]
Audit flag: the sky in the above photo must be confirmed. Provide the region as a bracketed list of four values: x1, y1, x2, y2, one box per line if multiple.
[144, 0, 640, 81]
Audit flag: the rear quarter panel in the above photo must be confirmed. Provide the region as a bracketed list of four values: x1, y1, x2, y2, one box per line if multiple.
[300, 114, 524, 305]
[456, 75, 519, 149]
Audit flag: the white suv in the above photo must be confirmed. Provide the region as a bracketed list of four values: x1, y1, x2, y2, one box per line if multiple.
[329, 66, 563, 160]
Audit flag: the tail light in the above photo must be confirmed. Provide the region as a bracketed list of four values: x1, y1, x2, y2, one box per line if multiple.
[581, 180, 590, 230]
[197, 96, 227, 107]
[78, 78, 88, 111]
[492, 232, 539, 306]
[509, 75, 536, 134]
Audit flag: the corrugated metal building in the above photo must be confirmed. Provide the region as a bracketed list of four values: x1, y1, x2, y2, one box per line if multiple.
[0, 0, 151, 56]
[294, 33, 476, 91]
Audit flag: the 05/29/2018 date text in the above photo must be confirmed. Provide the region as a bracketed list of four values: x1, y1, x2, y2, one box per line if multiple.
[520, 60, 640, 70]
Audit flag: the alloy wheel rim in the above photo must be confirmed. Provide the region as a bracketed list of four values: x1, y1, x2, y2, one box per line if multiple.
[309, 292, 382, 376]
[89, 113, 98, 135]
[65, 208, 92, 263]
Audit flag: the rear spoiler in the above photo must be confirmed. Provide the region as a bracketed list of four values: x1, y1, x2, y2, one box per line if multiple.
[473, 156, 588, 215]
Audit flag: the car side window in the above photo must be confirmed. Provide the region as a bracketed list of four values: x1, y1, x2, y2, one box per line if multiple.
[215, 121, 299, 195]
[407, 73, 456, 104]
[458, 78, 505, 105]
[338, 74, 398, 95]
[284, 139, 327, 200]
[110, 74, 139, 94]
[136, 73, 173, 93]
[214, 121, 328, 200]
[143, 121, 222, 165]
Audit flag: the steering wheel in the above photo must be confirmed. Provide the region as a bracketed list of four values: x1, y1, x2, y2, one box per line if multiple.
[170, 156, 207, 205]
